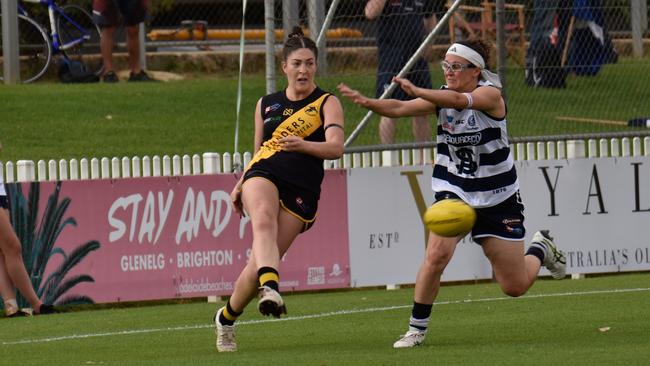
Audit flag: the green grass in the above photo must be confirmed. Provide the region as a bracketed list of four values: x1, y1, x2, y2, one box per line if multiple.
[2, 273, 649, 365]
[1, 57, 649, 163]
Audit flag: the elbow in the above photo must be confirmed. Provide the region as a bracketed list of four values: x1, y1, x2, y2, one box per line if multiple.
[326, 145, 344, 160]
[331, 145, 344, 160]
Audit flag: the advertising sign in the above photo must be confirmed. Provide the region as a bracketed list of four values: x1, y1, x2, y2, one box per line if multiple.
[8, 170, 349, 303]
[517, 157, 650, 275]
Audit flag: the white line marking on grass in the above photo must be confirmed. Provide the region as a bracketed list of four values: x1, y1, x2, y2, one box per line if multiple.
[3, 287, 649, 346]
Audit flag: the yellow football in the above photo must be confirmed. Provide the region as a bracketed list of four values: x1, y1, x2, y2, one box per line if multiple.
[423, 199, 476, 237]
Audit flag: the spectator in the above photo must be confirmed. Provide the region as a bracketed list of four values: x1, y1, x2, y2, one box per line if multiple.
[365, 0, 439, 144]
[92, 0, 153, 82]
[0, 177, 56, 317]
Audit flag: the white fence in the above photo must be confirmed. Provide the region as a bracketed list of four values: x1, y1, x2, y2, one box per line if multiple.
[2, 136, 650, 183]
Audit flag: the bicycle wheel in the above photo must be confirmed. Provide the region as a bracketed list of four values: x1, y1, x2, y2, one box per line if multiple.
[0, 13, 52, 83]
[56, 4, 103, 76]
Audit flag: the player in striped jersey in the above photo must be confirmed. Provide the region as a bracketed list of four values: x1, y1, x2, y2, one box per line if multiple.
[338, 38, 566, 348]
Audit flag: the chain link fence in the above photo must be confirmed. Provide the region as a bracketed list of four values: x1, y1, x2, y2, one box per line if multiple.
[143, 0, 650, 147]
[3, 0, 649, 147]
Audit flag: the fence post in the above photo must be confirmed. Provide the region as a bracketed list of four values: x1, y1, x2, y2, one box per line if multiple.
[80, 158, 89, 180]
[5, 162, 14, 183]
[265, 0, 276, 94]
[192, 154, 201, 175]
[70, 159, 79, 180]
[101, 157, 110, 179]
[111, 157, 120, 178]
[566, 140, 585, 159]
[1, 1, 20, 84]
[307, 0, 327, 75]
[17, 160, 35, 182]
[283, 0, 300, 41]
[172, 155, 181, 176]
[495, 0, 507, 99]
[48, 160, 58, 181]
[631, 0, 644, 58]
[122, 157, 131, 178]
[139, 23, 147, 70]
[132, 156, 141, 177]
[162, 156, 171, 176]
[203, 152, 220, 174]
[142, 156, 151, 177]
[58, 160, 69, 181]
[223, 153, 232, 173]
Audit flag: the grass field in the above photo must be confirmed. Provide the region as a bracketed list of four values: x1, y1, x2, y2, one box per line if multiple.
[2, 273, 649, 365]
[1, 58, 649, 163]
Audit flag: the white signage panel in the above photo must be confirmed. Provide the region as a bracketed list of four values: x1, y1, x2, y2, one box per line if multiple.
[517, 157, 650, 275]
[347, 166, 492, 287]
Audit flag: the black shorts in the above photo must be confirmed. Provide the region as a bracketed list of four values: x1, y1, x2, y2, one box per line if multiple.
[434, 191, 526, 242]
[243, 169, 319, 232]
[376, 57, 432, 100]
[93, 0, 147, 27]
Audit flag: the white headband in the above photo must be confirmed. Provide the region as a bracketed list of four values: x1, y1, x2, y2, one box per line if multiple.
[446, 43, 502, 88]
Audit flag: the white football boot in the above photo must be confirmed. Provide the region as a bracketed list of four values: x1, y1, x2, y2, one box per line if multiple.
[257, 285, 287, 318]
[531, 230, 566, 279]
[393, 330, 427, 348]
[214, 307, 237, 352]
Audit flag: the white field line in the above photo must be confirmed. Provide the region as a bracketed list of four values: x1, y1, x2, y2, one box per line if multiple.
[2, 287, 649, 346]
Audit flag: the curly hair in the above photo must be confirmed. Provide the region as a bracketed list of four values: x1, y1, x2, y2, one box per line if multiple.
[456, 38, 492, 66]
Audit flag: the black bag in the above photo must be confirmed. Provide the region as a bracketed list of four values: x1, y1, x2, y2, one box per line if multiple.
[525, 38, 567, 89]
[58, 58, 100, 83]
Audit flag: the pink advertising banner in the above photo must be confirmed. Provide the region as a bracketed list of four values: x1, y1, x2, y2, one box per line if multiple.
[8, 170, 349, 303]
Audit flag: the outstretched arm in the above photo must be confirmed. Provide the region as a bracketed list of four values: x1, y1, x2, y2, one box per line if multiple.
[396, 76, 504, 115]
[337, 83, 437, 118]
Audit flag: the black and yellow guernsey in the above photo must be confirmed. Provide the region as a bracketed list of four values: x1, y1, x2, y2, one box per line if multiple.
[246, 87, 331, 196]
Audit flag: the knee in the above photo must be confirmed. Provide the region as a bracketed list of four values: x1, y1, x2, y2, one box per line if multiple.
[126, 25, 139, 37]
[0, 236, 22, 259]
[501, 284, 528, 298]
[423, 247, 453, 274]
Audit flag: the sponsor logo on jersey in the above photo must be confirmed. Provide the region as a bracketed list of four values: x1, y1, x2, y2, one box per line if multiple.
[283, 108, 294, 116]
[305, 105, 318, 116]
[263, 116, 283, 124]
[443, 132, 482, 146]
[265, 103, 281, 114]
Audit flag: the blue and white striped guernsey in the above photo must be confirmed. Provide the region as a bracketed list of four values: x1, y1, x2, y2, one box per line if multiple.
[432, 80, 518, 208]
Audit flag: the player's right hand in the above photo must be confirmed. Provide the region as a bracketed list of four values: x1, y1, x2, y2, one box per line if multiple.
[231, 185, 244, 216]
[337, 83, 370, 107]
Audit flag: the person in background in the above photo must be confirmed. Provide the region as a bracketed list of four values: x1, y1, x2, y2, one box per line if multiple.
[213, 26, 345, 352]
[365, 0, 439, 144]
[0, 177, 56, 317]
[92, 0, 154, 82]
[338, 38, 566, 348]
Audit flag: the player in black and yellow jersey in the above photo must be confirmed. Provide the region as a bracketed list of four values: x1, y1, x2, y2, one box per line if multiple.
[213, 26, 345, 352]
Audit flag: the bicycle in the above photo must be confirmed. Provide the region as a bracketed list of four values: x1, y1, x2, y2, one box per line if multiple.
[0, 0, 102, 83]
